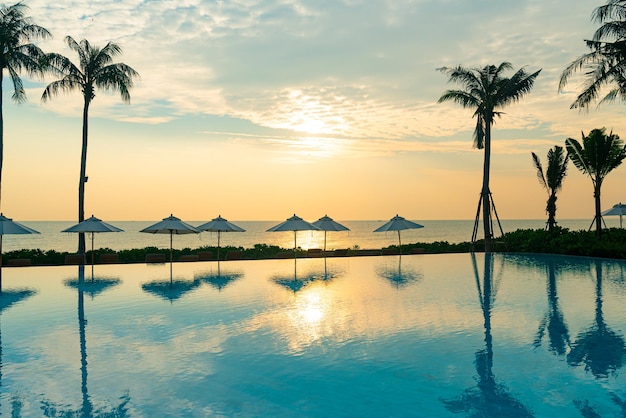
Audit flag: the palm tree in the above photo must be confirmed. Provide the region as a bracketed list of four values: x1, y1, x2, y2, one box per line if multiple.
[565, 128, 626, 238]
[41, 37, 138, 255]
[438, 63, 541, 251]
[0, 2, 50, 210]
[559, 0, 626, 109]
[531, 146, 569, 232]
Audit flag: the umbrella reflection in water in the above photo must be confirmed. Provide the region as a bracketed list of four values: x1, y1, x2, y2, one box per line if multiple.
[195, 261, 244, 292]
[272, 258, 342, 293]
[141, 277, 202, 303]
[376, 255, 422, 288]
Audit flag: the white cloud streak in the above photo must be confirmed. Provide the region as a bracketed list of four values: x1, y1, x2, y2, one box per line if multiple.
[21, 0, 626, 156]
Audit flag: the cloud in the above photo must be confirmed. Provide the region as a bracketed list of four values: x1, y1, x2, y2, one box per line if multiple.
[21, 0, 626, 154]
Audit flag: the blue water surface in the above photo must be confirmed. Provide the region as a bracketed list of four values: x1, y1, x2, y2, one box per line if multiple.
[0, 252, 624, 417]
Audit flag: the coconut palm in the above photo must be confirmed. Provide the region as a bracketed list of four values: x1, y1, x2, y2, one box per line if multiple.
[559, 0, 626, 109]
[0, 2, 50, 210]
[531, 146, 569, 232]
[41, 37, 138, 254]
[438, 63, 541, 252]
[565, 128, 626, 238]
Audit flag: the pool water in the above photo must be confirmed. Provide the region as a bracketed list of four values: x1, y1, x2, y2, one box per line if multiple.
[0, 252, 625, 417]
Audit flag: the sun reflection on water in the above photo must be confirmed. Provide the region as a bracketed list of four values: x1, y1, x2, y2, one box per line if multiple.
[294, 289, 326, 325]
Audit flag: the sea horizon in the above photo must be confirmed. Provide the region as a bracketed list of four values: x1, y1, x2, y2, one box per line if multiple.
[2, 218, 616, 254]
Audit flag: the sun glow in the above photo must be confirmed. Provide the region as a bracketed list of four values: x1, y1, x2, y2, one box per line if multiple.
[272, 89, 351, 136]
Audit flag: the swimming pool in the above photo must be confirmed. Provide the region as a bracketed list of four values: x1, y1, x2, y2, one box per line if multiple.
[0, 252, 624, 417]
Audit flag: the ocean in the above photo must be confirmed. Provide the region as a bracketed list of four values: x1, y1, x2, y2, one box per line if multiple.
[2, 218, 606, 253]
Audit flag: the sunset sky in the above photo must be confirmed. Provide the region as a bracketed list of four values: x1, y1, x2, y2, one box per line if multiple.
[3, 0, 625, 221]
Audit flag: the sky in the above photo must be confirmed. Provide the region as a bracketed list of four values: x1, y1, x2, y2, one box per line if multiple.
[2, 0, 626, 222]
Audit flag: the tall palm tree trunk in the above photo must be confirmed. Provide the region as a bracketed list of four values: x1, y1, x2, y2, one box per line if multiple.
[77, 99, 90, 255]
[547, 194, 557, 232]
[594, 182, 602, 239]
[482, 119, 493, 252]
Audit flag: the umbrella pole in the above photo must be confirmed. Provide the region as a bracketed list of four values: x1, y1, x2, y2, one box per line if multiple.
[169, 231, 173, 283]
[294, 231, 297, 259]
[324, 231, 327, 252]
[91, 232, 95, 281]
[398, 230, 402, 254]
[217, 231, 221, 261]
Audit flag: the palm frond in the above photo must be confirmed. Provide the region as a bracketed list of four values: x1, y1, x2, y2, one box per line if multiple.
[438, 62, 539, 152]
[593, 0, 626, 25]
[565, 136, 592, 177]
[531, 152, 549, 192]
[43, 37, 138, 105]
[545, 146, 568, 193]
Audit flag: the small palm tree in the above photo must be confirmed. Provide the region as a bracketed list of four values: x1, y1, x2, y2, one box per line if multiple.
[0, 2, 50, 209]
[559, 0, 626, 109]
[531, 146, 569, 232]
[438, 63, 541, 251]
[42, 36, 138, 254]
[565, 128, 626, 238]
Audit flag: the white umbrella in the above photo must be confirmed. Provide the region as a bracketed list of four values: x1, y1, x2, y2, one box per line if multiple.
[374, 214, 424, 253]
[62, 215, 123, 267]
[267, 214, 321, 258]
[140, 215, 200, 272]
[196, 215, 245, 260]
[0, 214, 40, 293]
[312, 215, 349, 252]
[602, 202, 626, 228]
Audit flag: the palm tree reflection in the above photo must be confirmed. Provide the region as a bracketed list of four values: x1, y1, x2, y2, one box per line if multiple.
[42, 265, 129, 417]
[442, 253, 533, 417]
[567, 260, 626, 378]
[534, 258, 570, 355]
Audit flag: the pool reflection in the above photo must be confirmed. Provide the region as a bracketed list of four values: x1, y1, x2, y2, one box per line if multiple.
[0, 254, 625, 416]
[271, 258, 344, 294]
[195, 260, 244, 292]
[567, 259, 626, 379]
[0, 287, 36, 416]
[141, 277, 202, 303]
[442, 253, 533, 417]
[376, 255, 422, 288]
[534, 257, 571, 356]
[41, 265, 130, 417]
